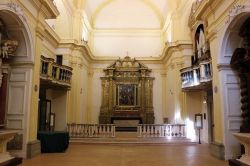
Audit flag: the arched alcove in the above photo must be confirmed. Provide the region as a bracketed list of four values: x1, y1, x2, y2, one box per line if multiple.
[218, 12, 250, 159]
[0, 5, 34, 158]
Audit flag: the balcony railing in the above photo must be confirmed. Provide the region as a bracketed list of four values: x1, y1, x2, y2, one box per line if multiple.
[67, 124, 116, 138]
[40, 55, 72, 88]
[180, 61, 212, 89]
[137, 124, 186, 138]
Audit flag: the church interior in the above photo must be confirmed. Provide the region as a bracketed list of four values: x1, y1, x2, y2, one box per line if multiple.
[0, 0, 250, 165]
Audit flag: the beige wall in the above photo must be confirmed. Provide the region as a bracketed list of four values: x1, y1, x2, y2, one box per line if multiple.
[90, 32, 164, 58]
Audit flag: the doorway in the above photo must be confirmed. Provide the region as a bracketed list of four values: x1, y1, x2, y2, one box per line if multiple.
[38, 99, 52, 131]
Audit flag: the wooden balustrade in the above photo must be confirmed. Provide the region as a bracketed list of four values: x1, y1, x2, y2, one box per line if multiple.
[137, 124, 186, 138]
[67, 124, 116, 138]
[40, 55, 72, 88]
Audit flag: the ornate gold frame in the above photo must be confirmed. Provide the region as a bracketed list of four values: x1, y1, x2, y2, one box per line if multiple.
[99, 56, 154, 124]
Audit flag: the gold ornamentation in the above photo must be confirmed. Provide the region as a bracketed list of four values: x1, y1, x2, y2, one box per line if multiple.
[99, 56, 155, 124]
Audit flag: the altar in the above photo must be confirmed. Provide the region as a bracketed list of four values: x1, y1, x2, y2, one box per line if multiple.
[99, 56, 155, 126]
[111, 116, 142, 131]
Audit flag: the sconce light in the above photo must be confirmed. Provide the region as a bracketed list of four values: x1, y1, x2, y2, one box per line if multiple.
[203, 96, 207, 104]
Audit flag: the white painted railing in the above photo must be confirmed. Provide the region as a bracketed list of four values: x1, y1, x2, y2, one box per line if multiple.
[137, 124, 186, 138]
[67, 124, 116, 138]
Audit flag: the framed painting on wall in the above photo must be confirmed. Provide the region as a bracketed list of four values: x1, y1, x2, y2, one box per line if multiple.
[117, 84, 137, 106]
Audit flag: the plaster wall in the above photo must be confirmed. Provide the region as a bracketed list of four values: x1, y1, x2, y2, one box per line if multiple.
[90, 32, 164, 58]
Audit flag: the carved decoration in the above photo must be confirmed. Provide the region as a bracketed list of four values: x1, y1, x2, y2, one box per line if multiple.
[0, 19, 19, 59]
[6, 3, 26, 22]
[99, 56, 155, 124]
[230, 17, 250, 132]
[226, 4, 245, 24]
[0, 19, 18, 87]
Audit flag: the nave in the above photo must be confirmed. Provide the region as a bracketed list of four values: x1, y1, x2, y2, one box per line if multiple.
[21, 144, 227, 166]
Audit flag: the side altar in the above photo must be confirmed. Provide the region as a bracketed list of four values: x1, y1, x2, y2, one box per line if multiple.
[99, 56, 155, 126]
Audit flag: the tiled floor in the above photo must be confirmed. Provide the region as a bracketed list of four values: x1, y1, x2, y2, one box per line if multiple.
[21, 144, 228, 166]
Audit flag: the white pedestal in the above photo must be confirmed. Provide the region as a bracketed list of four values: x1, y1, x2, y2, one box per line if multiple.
[0, 130, 18, 163]
[233, 133, 250, 165]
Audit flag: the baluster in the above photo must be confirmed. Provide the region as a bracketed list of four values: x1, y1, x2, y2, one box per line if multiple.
[104, 125, 107, 137]
[72, 124, 75, 137]
[174, 125, 178, 137]
[92, 125, 95, 137]
[78, 124, 81, 137]
[106, 125, 109, 137]
[172, 125, 175, 137]
[169, 125, 172, 137]
[183, 125, 186, 137]
[79, 124, 82, 137]
[75, 124, 78, 137]
[153, 125, 156, 137]
[102, 125, 105, 137]
[63, 69, 66, 81]
[179, 125, 182, 137]
[112, 125, 115, 137]
[72, 124, 76, 137]
[146, 125, 149, 137]
[83, 125, 86, 137]
[75, 124, 79, 137]
[139, 125, 142, 137]
[93, 125, 96, 137]
[142, 125, 145, 137]
[166, 125, 169, 137]
[100, 125, 103, 136]
[137, 125, 141, 137]
[96, 125, 99, 137]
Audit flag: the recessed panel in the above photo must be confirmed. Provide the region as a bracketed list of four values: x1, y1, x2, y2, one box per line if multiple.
[10, 71, 27, 82]
[227, 87, 241, 116]
[7, 118, 23, 129]
[8, 85, 25, 114]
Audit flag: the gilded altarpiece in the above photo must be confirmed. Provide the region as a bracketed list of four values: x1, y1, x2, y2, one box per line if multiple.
[99, 56, 154, 124]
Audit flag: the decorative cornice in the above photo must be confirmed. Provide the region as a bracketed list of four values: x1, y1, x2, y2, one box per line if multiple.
[44, 23, 60, 48]
[162, 40, 193, 63]
[30, 0, 59, 19]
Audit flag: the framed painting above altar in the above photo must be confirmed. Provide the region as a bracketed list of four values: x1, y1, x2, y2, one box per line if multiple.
[117, 84, 137, 106]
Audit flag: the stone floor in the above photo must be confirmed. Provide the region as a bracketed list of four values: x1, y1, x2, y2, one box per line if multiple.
[20, 144, 228, 166]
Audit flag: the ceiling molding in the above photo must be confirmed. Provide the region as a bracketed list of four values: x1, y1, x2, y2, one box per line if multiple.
[57, 39, 192, 64]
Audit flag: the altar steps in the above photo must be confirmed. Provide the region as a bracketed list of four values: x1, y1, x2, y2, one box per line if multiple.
[69, 132, 197, 145]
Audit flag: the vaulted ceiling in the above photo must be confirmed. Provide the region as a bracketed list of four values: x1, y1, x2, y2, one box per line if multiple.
[62, 0, 191, 57]
[71, 0, 181, 30]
